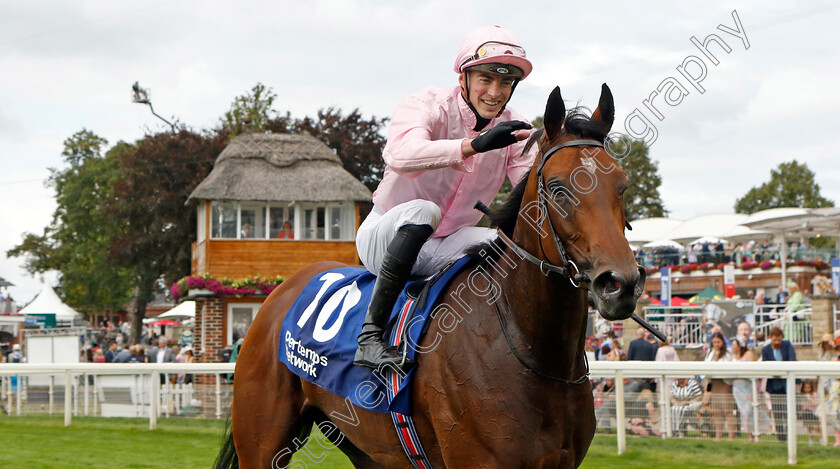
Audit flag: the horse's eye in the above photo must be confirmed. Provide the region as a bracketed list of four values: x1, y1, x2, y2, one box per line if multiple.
[547, 180, 571, 203]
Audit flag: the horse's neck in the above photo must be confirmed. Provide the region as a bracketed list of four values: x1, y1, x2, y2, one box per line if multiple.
[493, 250, 589, 379]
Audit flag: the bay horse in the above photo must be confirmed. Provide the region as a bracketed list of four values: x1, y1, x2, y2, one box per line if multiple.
[215, 83, 644, 468]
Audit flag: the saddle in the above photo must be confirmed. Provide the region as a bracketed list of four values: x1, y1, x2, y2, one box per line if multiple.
[277, 257, 470, 415]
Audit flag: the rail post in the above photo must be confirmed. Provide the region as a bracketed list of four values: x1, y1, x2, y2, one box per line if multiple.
[64, 371, 72, 426]
[818, 374, 828, 446]
[215, 373, 222, 419]
[150, 372, 159, 430]
[661, 374, 670, 438]
[616, 370, 626, 455]
[786, 372, 797, 465]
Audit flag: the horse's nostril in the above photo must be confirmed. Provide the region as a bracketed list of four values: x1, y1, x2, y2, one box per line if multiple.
[594, 271, 625, 297]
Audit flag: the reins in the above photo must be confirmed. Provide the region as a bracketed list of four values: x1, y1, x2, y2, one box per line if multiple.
[476, 138, 604, 288]
[474, 139, 606, 385]
[492, 291, 590, 385]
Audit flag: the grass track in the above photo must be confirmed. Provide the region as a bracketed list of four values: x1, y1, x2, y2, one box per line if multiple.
[1, 415, 838, 468]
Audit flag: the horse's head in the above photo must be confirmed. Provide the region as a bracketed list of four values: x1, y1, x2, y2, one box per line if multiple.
[516, 84, 644, 320]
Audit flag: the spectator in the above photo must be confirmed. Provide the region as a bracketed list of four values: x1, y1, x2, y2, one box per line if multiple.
[598, 344, 611, 361]
[785, 282, 805, 313]
[761, 327, 797, 441]
[240, 223, 254, 239]
[137, 346, 147, 363]
[670, 377, 703, 437]
[128, 345, 141, 363]
[797, 380, 821, 445]
[113, 346, 132, 363]
[628, 328, 658, 361]
[705, 331, 734, 440]
[734, 321, 753, 347]
[182, 346, 195, 385]
[277, 221, 294, 239]
[731, 337, 757, 442]
[179, 328, 194, 348]
[656, 335, 680, 390]
[104, 341, 117, 363]
[93, 349, 105, 363]
[818, 333, 835, 362]
[754, 330, 768, 358]
[10, 344, 23, 363]
[594, 378, 616, 430]
[607, 340, 625, 361]
[149, 337, 176, 384]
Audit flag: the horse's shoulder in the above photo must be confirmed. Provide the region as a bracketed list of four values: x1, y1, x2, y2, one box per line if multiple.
[278, 261, 355, 294]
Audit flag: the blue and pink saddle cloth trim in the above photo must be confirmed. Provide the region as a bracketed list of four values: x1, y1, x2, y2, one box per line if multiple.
[278, 257, 471, 468]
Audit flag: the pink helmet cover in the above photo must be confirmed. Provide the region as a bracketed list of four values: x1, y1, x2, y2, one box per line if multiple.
[454, 25, 533, 79]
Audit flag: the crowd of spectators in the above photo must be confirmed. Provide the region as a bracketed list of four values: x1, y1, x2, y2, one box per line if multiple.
[637, 239, 833, 269]
[587, 318, 840, 445]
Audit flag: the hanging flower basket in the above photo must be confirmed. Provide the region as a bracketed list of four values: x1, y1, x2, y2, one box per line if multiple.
[171, 274, 284, 301]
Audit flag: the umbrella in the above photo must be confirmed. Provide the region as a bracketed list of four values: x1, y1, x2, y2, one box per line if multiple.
[669, 296, 698, 307]
[642, 239, 684, 250]
[0, 276, 13, 288]
[688, 285, 725, 303]
[150, 319, 181, 327]
[688, 236, 728, 246]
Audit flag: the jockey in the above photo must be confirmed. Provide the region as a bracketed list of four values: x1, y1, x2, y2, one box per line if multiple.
[354, 25, 538, 370]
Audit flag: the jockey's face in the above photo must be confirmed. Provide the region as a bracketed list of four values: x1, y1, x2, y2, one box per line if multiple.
[460, 70, 514, 119]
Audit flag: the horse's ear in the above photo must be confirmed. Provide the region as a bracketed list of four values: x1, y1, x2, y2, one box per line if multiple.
[591, 83, 615, 131]
[544, 86, 566, 141]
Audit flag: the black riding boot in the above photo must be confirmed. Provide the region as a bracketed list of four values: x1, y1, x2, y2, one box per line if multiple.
[354, 224, 433, 370]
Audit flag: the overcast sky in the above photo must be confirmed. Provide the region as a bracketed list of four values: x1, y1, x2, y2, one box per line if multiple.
[1, 0, 838, 303]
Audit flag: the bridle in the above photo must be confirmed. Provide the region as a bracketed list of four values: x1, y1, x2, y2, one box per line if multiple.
[493, 138, 605, 289]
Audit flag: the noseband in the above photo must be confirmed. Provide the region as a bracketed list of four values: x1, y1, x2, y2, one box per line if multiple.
[493, 138, 604, 288]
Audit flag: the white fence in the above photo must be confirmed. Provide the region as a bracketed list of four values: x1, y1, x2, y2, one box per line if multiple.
[0, 363, 235, 429]
[644, 304, 815, 347]
[642, 307, 704, 347]
[3, 361, 840, 465]
[754, 305, 813, 346]
[590, 360, 840, 465]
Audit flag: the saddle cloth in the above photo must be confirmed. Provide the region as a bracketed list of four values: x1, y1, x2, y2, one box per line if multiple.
[277, 257, 470, 415]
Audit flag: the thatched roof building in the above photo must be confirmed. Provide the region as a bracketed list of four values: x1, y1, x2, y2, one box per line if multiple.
[189, 132, 371, 203]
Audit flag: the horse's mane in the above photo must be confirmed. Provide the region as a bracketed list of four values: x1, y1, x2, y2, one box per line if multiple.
[563, 106, 610, 142]
[464, 107, 609, 268]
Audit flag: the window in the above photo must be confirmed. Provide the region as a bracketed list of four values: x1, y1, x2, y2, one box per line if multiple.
[210, 201, 352, 240]
[211, 202, 237, 238]
[227, 304, 261, 346]
[239, 204, 266, 239]
[269, 206, 295, 239]
[197, 204, 206, 242]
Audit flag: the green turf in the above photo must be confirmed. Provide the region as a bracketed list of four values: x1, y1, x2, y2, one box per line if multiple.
[1, 415, 838, 468]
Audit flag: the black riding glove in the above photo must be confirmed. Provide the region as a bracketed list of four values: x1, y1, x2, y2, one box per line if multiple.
[470, 120, 532, 153]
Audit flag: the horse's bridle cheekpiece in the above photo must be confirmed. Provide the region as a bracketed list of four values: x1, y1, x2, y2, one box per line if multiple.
[479, 139, 604, 288]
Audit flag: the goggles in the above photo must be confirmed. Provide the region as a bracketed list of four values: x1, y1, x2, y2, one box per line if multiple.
[467, 63, 524, 78]
[460, 41, 527, 70]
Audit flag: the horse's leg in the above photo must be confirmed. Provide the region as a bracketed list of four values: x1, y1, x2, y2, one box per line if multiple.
[232, 333, 310, 468]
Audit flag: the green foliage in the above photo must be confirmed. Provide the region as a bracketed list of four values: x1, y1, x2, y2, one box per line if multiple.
[611, 137, 667, 220]
[290, 107, 388, 192]
[7, 130, 133, 315]
[107, 130, 227, 343]
[734, 160, 834, 214]
[220, 83, 278, 136]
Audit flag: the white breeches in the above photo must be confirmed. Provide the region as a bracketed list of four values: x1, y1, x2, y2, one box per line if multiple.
[356, 199, 496, 276]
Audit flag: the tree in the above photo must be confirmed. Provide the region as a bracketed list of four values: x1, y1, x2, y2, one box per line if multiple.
[290, 108, 388, 192]
[734, 160, 834, 213]
[7, 130, 134, 315]
[106, 130, 228, 343]
[220, 83, 280, 137]
[610, 137, 667, 220]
